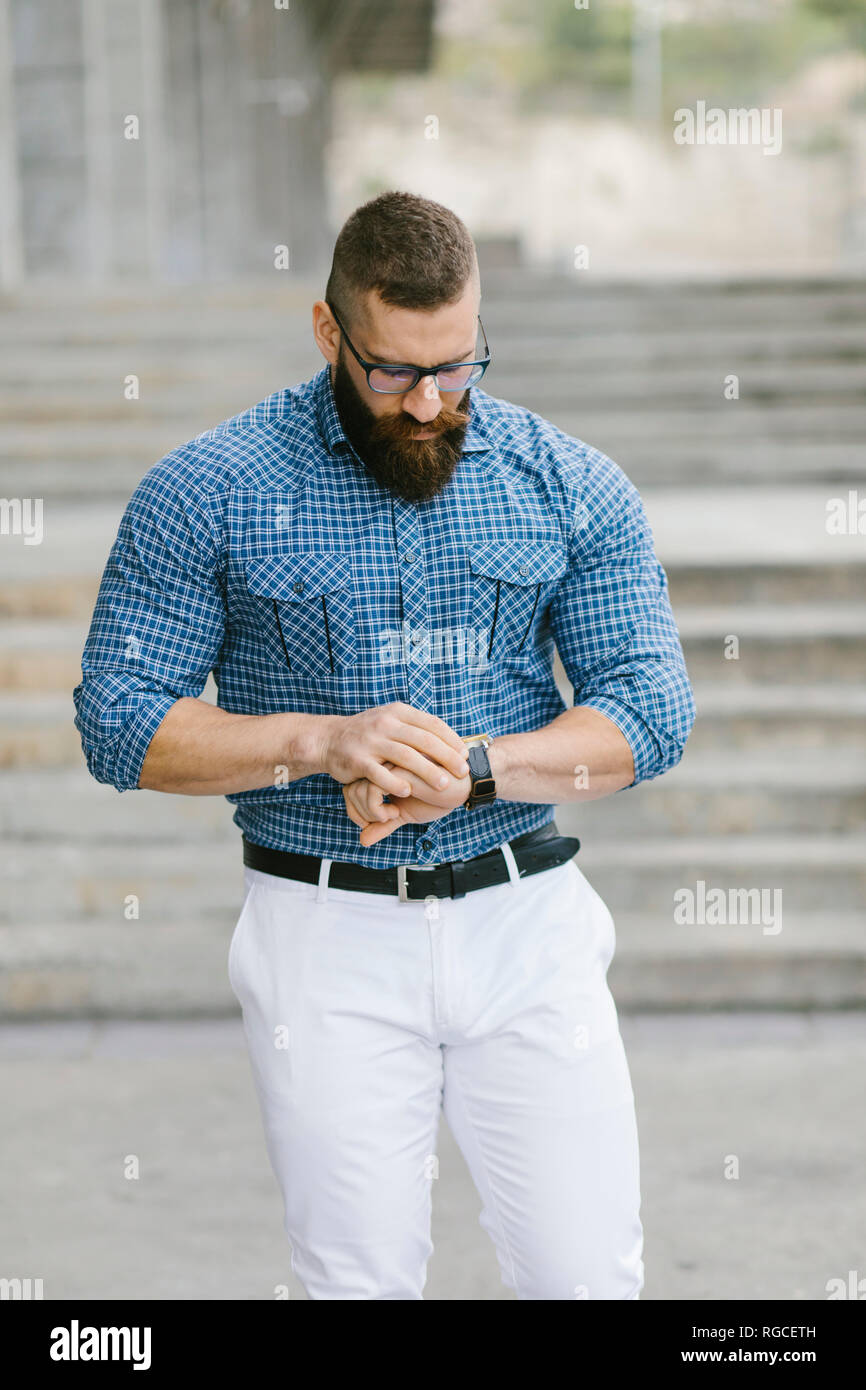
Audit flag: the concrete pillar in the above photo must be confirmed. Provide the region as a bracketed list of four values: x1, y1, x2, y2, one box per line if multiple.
[82, 0, 111, 279]
[10, 0, 89, 276]
[239, 0, 331, 275]
[140, 0, 166, 279]
[6, 0, 333, 282]
[0, 0, 23, 287]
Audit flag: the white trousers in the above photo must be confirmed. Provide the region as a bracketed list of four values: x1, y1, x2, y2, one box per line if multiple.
[228, 852, 644, 1301]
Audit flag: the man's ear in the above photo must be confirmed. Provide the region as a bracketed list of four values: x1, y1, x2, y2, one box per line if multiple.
[312, 300, 340, 366]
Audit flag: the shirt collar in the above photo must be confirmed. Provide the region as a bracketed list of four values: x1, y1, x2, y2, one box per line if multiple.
[312, 363, 492, 457]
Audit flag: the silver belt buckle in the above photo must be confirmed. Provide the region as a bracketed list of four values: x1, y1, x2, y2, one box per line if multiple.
[397, 863, 437, 903]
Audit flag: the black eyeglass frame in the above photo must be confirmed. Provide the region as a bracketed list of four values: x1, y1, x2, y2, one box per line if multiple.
[328, 303, 491, 394]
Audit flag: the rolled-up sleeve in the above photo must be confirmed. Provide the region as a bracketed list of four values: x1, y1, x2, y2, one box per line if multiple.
[72, 452, 227, 791]
[548, 448, 696, 788]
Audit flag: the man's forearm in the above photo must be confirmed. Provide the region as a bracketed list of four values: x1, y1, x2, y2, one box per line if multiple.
[138, 697, 327, 795]
[488, 706, 635, 804]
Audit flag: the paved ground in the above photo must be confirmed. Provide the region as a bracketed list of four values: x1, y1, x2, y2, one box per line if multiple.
[1, 1011, 863, 1301]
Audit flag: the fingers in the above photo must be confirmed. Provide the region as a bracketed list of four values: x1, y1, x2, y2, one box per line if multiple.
[396, 704, 468, 756]
[343, 797, 366, 830]
[378, 741, 465, 798]
[363, 761, 415, 798]
[342, 782, 368, 829]
[358, 792, 446, 847]
[343, 779, 398, 827]
[381, 763, 465, 808]
[359, 807, 412, 847]
[359, 820, 397, 847]
[380, 704, 468, 780]
[393, 722, 469, 780]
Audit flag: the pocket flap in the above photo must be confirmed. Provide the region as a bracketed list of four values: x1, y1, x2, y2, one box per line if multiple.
[245, 552, 352, 601]
[468, 540, 567, 585]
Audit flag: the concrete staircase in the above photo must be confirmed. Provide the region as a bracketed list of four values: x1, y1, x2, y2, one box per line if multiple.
[1, 274, 864, 1014]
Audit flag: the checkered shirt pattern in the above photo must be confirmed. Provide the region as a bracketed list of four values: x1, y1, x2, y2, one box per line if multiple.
[73, 364, 696, 867]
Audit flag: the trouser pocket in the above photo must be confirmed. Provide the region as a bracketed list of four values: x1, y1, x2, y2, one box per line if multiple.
[228, 876, 260, 999]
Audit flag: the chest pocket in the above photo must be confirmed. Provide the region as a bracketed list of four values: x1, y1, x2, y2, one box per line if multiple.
[244, 552, 358, 675]
[469, 540, 567, 662]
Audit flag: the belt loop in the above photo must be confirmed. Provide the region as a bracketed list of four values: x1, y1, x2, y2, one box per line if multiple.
[499, 841, 521, 887]
[316, 857, 332, 903]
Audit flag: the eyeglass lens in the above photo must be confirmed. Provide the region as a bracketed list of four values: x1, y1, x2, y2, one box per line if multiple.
[368, 362, 485, 393]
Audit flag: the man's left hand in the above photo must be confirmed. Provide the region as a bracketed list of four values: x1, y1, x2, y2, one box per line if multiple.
[343, 762, 471, 847]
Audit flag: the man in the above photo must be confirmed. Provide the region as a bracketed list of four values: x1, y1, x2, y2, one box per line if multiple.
[74, 190, 695, 1301]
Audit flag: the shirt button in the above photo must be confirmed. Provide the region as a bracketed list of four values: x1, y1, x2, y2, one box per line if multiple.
[293, 581, 305, 595]
[518, 564, 529, 576]
[402, 551, 416, 564]
[418, 838, 433, 853]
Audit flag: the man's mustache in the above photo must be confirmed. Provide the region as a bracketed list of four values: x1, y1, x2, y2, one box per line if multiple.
[369, 406, 470, 443]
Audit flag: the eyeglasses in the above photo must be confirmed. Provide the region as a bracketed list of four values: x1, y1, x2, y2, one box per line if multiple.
[328, 303, 491, 394]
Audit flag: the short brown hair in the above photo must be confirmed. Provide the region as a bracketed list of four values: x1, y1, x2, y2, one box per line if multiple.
[325, 191, 478, 329]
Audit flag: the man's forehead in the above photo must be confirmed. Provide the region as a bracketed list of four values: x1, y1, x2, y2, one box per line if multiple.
[356, 296, 480, 363]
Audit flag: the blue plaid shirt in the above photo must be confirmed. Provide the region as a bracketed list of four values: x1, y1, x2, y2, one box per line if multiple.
[73, 363, 695, 867]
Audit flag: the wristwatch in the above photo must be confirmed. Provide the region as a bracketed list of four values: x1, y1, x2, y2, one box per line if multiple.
[461, 734, 496, 810]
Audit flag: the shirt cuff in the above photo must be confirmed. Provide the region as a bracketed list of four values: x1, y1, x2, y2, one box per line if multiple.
[84, 693, 177, 791]
[575, 695, 661, 788]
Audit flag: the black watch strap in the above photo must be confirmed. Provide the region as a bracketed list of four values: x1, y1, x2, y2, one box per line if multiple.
[465, 742, 496, 810]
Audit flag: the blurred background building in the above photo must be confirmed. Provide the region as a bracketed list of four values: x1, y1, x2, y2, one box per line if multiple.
[0, 0, 864, 1017]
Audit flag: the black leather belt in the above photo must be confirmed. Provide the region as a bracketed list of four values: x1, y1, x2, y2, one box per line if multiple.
[242, 822, 580, 902]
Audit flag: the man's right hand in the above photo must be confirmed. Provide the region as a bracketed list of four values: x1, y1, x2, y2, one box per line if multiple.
[317, 702, 469, 799]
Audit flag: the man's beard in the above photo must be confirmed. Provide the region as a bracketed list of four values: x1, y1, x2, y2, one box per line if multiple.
[331, 350, 472, 504]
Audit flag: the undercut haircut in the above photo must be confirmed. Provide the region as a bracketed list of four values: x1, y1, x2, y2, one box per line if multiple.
[325, 191, 478, 331]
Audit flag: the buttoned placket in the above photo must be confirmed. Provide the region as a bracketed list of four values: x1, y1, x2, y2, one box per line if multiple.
[391, 497, 442, 867]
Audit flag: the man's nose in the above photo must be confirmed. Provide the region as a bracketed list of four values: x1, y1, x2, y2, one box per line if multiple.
[401, 374, 442, 423]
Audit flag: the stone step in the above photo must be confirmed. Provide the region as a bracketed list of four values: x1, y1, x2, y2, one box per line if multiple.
[684, 683, 866, 752]
[5, 680, 864, 771]
[11, 445, 866, 502]
[0, 843, 244, 928]
[5, 558, 866, 622]
[0, 907, 863, 1018]
[568, 833, 866, 914]
[3, 748, 863, 840]
[0, 769, 235, 838]
[1, 835, 863, 924]
[0, 422, 214, 463]
[667, 563, 866, 606]
[675, 604, 866, 683]
[1, 330, 864, 378]
[490, 368, 866, 410]
[3, 402, 865, 462]
[1, 602, 863, 691]
[0, 920, 238, 1017]
[606, 910, 866, 1009]
[582, 752, 866, 837]
[2, 638, 864, 698]
[0, 621, 88, 692]
[9, 440, 866, 502]
[4, 277, 866, 331]
[480, 268, 866, 298]
[644, 488, 866, 566]
[0, 696, 82, 768]
[4, 359, 865, 413]
[548, 404, 866, 443]
[0, 577, 99, 620]
[2, 491, 862, 595]
[476, 322, 866, 360]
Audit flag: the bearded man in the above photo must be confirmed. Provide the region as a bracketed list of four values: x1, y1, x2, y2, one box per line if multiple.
[74, 190, 695, 1301]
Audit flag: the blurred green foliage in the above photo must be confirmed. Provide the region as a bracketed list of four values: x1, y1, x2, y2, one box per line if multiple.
[459, 0, 866, 115]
